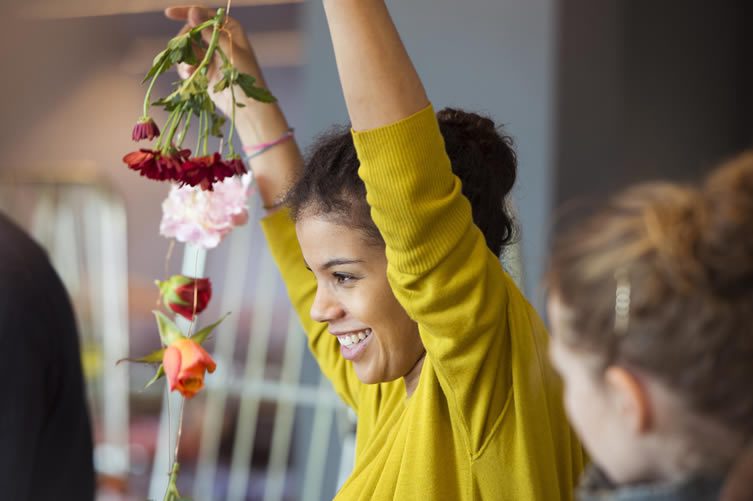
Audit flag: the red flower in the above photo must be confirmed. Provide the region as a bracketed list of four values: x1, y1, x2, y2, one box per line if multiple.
[123, 148, 190, 182]
[132, 118, 161, 141]
[157, 275, 212, 320]
[158, 148, 191, 181]
[226, 157, 248, 177]
[123, 149, 159, 179]
[162, 338, 216, 399]
[177, 153, 231, 191]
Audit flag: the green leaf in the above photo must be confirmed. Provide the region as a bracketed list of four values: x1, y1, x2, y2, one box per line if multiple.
[192, 312, 230, 345]
[180, 73, 209, 99]
[236, 73, 277, 103]
[142, 53, 169, 84]
[144, 364, 165, 389]
[117, 347, 165, 365]
[189, 30, 203, 45]
[181, 42, 199, 67]
[153, 92, 182, 112]
[168, 49, 184, 65]
[154, 310, 185, 346]
[209, 113, 226, 137]
[167, 34, 184, 50]
[212, 75, 230, 93]
[200, 93, 215, 112]
[214, 67, 239, 94]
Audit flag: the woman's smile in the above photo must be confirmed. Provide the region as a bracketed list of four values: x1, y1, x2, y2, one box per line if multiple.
[333, 328, 373, 360]
[296, 215, 423, 384]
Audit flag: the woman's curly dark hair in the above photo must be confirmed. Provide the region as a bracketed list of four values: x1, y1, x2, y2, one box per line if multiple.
[286, 107, 518, 256]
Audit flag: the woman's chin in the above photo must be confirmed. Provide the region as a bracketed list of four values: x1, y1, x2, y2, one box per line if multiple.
[354, 364, 381, 384]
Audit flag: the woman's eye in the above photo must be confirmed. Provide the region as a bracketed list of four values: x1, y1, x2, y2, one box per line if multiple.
[333, 272, 356, 285]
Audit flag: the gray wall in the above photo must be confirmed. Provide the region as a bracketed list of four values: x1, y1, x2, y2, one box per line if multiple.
[301, 0, 558, 307]
[555, 0, 753, 212]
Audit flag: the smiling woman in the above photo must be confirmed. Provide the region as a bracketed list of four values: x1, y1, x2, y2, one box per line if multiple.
[173, 2, 583, 499]
[296, 215, 424, 392]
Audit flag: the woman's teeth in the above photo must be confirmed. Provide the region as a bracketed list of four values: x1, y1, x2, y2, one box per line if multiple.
[337, 329, 372, 347]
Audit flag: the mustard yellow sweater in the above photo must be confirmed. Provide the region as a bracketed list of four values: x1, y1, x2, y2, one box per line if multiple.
[261, 106, 584, 500]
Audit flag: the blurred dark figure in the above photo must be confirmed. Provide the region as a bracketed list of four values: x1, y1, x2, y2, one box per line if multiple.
[0, 212, 94, 500]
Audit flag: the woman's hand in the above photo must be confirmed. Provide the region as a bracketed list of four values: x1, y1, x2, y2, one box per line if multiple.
[165, 5, 265, 117]
[165, 5, 303, 211]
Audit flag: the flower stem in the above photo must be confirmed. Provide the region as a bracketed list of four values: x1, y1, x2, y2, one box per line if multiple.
[216, 45, 231, 66]
[162, 461, 181, 501]
[176, 112, 193, 148]
[202, 109, 209, 155]
[179, 9, 225, 92]
[155, 110, 176, 150]
[196, 109, 204, 155]
[163, 106, 187, 152]
[228, 82, 237, 157]
[162, 397, 186, 501]
[142, 70, 161, 119]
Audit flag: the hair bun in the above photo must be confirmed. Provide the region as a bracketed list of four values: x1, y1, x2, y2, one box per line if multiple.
[436, 108, 504, 161]
[436, 107, 518, 254]
[700, 151, 753, 295]
[436, 107, 516, 185]
[437, 107, 497, 135]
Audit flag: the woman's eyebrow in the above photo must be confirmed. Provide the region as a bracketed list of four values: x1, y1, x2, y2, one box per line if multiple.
[322, 258, 364, 270]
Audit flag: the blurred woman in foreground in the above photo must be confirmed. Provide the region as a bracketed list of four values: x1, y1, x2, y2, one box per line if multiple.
[547, 152, 753, 500]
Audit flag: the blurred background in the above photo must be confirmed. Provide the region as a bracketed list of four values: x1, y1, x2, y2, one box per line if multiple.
[0, 0, 750, 500]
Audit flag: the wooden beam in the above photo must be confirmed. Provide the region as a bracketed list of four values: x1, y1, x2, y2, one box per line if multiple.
[20, 0, 302, 19]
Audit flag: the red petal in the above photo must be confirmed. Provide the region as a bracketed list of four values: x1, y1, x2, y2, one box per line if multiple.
[123, 150, 151, 166]
[168, 301, 195, 320]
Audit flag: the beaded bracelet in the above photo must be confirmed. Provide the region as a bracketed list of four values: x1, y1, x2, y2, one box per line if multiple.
[243, 128, 295, 161]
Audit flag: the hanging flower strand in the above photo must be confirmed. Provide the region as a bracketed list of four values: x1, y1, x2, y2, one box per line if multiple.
[117, 5, 278, 499]
[123, 7, 276, 191]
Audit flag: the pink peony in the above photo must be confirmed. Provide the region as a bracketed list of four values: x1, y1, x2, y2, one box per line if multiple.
[160, 173, 253, 249]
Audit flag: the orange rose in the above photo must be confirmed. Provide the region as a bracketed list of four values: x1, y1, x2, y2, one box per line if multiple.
[162, 338, 217, 399]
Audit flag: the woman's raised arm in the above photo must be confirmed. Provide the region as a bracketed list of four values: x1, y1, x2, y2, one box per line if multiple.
[322, 0, 429, 131]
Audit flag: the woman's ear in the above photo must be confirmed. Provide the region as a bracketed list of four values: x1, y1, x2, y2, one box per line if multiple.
[605, 366, 652, 434]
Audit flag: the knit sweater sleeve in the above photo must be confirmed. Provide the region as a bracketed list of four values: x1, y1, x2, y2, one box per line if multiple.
[261, 209, 361, 410]
[353, 105, 513, 453]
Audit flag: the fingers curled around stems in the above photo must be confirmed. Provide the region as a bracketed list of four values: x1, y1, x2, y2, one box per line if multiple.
[164, 5, 211, 23]
[188, 6, 211, 26]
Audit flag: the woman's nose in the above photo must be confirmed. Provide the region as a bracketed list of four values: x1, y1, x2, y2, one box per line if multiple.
[310, 286, 345, 323]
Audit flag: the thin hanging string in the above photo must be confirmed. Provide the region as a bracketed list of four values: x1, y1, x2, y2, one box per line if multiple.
[222, 0, 234, 65]
[187, 249, 200, 338]
[171, 245, 201, 469]
[166, 387, 173, 474]
[157, 239, 176, 307]
[218, 0, 263, 146]
[162, 238, 176, 475]
[173, 398, 186, 467]
[165, 0, 233, 484]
